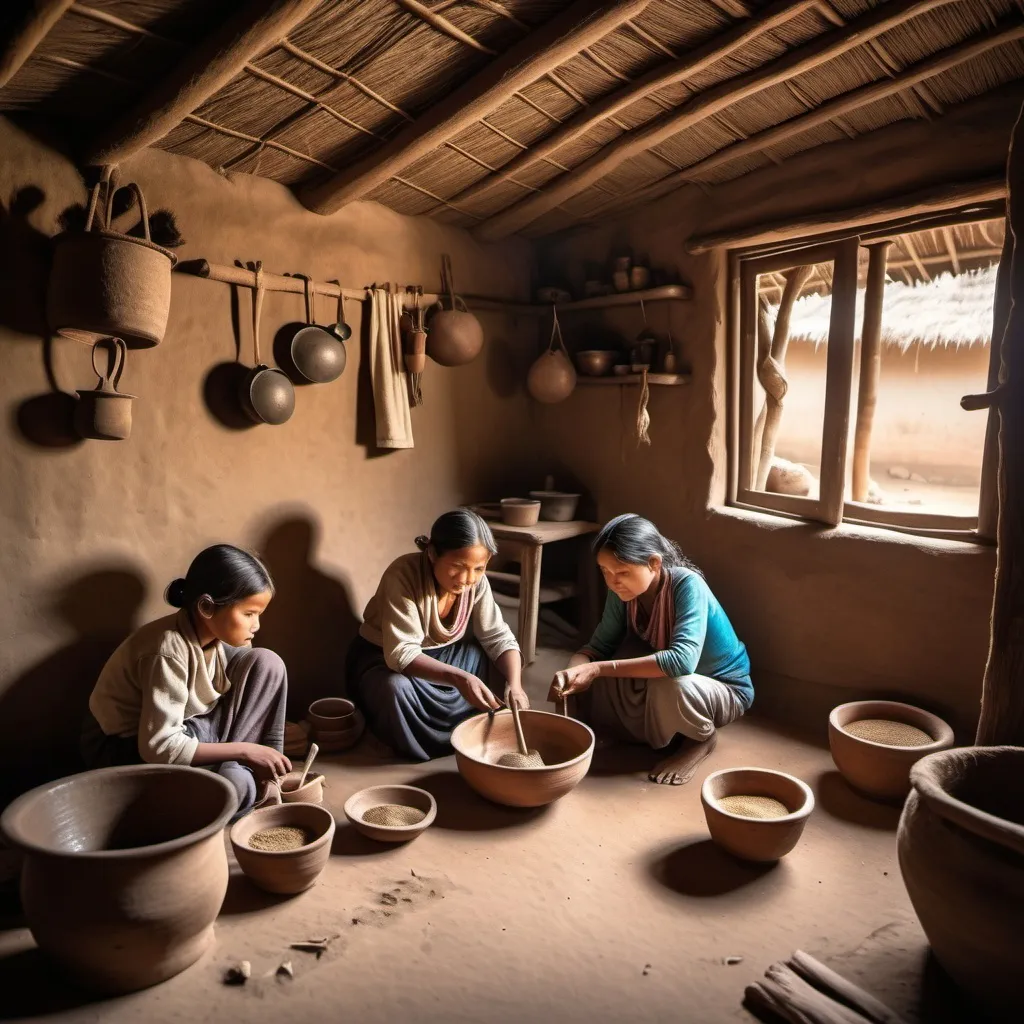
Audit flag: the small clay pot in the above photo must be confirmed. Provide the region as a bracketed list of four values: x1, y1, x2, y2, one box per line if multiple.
[451, 709, 594, 808]
[307, 697, 359, 732]
[575, 350, 616, 376]
[343, 785, 436, 843]
[280, 770, 325, 804]
[500, 498, 541, 527]
[75, 338, 135, 441]
[612, 270, 630, 292]
[528, 490, 579, 522]
[829, 700, 954, 802]
[312, 725, 363, 753]
[629, 266, 651, 290]
[701, 767, 814, 863]
[229, 803, 334, 895]
[0, 765, 236, 994]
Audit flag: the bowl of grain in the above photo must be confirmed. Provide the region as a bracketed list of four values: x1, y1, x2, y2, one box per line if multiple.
[343, 785, 436, 843]
[229, 803, 335, 895]
[702, 767, 814, 863]
[829, 700, 955, 802]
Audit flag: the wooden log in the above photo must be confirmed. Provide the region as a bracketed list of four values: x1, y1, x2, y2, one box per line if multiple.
[84, 0, 323, 166]
[0, 0, 75, 89]
[852, 243, 890, 502]
[297, 0, 648, 215]
[445, 0, 819, 211]
[787, 950, 908, 1024]
[473, 0, 956, 240]
[976, 98, 1024, 746]
[687, 177, 1007, 253]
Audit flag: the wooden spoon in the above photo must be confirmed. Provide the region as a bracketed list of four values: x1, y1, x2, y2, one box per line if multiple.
[296, 742, 319, 790]
[498, 698, 544, 767]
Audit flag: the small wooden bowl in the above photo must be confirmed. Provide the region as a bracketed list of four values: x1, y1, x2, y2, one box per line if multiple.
[702, 767, 814, 863]
[343, 785, 436, 843]
[829, 700, 954, 802]
[230, 803, 335, 895]
[499, 498, 541, 527]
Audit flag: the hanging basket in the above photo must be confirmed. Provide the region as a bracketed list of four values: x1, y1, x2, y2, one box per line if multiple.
[48, 179, 177, 349]
[527, 307, 576, 404]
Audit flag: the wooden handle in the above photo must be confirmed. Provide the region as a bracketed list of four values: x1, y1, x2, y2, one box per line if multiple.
[297, 742, 319, 790]
[509, 699, 529, 756]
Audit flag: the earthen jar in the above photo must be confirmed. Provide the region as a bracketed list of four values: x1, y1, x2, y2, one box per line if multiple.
[829, 699, 955, 802]
[499, 498, 541, 527]
[280, 770, 325, 804]
[343, 784, 436, 843]
[528, 310, 576, 403]
[307, 697, 364, 752]
[450, 709, 594, 808]
[230, 803, 335, 895]
[701, 767, 814, 862]
[898, 746, 1024, 1019]
[0, 765, 237, 994]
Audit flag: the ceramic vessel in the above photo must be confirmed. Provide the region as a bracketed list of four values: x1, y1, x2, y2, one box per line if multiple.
[575, 350, 615, 376]
[0, 765, 236, 994]
[343, 785, 436, 843]
[499, 498, 541, 527]
[230, 803, 335, 895]
[527, 349, 576, 403]
[829, 700, 955, 802]
[701, 767, 814, 862]
[528, 490, 580, 522]
[451, 709, 594, 808]
[280, 770, 325, 804]
[308, 697, 359, 732]
[898, 746, 1024, 1019]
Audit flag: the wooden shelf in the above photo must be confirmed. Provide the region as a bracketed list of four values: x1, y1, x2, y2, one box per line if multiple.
[467, 284, 692, 316]
[576, 373, 691, 386]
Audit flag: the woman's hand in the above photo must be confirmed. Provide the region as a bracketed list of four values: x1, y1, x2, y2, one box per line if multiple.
[456, 674, 502, 712]
[505, 685, 530, 711]
[235, 743, 292, 780]
[548, 661, 601, 702]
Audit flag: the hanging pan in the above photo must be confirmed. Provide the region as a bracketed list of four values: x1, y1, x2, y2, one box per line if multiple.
[239, 263, 295, 425]
[282, 275, 346, 384]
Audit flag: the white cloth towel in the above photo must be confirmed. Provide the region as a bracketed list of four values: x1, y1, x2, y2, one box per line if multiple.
[369, 286, 413, 449]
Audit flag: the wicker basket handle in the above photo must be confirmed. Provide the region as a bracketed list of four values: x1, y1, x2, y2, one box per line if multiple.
[101, 182, 151, 241]
[91, 338, 127, 393]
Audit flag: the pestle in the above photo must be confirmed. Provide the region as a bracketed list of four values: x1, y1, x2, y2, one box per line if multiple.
[294, 742, 319, 791]
[497, 700, 545, 768]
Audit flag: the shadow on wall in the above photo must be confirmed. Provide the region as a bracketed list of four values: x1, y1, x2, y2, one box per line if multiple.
[0, 567, 146, 809]
[0, 185, 50, 340]
[13, 336, 83, 450]
[256, 515, 360, 718]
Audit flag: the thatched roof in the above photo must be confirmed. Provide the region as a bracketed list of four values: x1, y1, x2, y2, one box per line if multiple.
[777, 260, 998, 349]
[2, 1, 1023, 239]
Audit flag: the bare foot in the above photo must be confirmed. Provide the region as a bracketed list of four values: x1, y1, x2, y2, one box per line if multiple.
[649, 733, 718, 786]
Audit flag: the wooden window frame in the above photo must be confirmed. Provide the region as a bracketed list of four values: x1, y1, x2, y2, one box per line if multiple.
[726, 218, 1002, 543]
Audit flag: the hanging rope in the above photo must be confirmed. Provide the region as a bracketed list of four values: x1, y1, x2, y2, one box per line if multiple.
[636, 366, 651, 446]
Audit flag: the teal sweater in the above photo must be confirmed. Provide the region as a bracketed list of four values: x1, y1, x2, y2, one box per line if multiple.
[582, 566, 753, 709]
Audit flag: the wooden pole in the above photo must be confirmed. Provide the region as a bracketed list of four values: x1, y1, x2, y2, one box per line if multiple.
[976, 99, 1024, 746]
[84, 0, 323, 167]
[296, 0, 648, 215]
[473, 0, 956, 240]
[852, 242, 890, 502]
[0, 0, 75, 89]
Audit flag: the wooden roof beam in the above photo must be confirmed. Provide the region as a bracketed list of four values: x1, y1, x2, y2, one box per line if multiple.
[0, 0, 74, 89]
[941, 227, 962, 274]
[474, 0, 958, 241]
[296, 0, 648, 216]
[83, 0, 323, 167]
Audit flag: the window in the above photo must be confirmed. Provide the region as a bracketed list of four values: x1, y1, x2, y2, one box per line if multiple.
[727, 212, 1003, 540]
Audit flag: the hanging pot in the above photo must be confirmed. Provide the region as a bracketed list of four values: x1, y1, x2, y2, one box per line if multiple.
[425, 253, 483, 366]
[286, 275, 346, 384]
[75, 338, 135, 440]
[48, 176, 177, 349]
[527, 308, 576, 404]
[239, 264, 295, 425]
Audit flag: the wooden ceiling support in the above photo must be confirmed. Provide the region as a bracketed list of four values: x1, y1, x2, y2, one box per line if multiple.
[0, 0, 74, 89]
[83, 0, 323, 167]
[296, 0, 648, 216]
[396, 0, 496, 55]
[474, 0, 957, 240]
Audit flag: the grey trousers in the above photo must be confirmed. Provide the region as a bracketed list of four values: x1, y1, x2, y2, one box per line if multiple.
[82, 646, 288, 817]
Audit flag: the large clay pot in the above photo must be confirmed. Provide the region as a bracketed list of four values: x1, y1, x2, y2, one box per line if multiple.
[426, 254, 483, 366]
[898, 746, 1024, 1019]
[0, 765, 237, 994]
[527, 309, 576, 403]
[451, 709, 594, 808]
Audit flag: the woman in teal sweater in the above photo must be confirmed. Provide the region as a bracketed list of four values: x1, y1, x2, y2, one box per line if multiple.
[549, 514, 752, 786]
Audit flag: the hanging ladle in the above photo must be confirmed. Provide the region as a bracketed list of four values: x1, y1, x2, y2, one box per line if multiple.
[328, 282, 352, 342]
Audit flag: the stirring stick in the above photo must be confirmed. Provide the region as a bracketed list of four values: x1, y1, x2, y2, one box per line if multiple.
[510, 698, 530, 757]
[297, 742, 319, 790]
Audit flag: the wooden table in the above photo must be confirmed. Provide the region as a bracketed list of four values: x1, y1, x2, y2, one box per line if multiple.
[488, 520, 600, 665]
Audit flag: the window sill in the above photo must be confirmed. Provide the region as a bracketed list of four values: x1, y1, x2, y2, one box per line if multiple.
[712, 504, 994, 553]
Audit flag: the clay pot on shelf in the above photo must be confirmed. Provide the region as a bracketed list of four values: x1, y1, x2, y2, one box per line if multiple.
[612, 269, 630, 293]
[344, 784, 436, 843]
[426, 254, 483, 366]
[898, 746, 1024, 1019]
[528, 490, 580, 522]
[829, 700, 955, 802]
[527, 309, 576, 403]
[0, 765, 237, 994]
[575, 350, 616, 376]
[450, 709, 594, 808]
[701, 767, 814, 863]
[230, 803, 335, 895]
[499, 498, 540, 527]
[629, 265, 651, 290]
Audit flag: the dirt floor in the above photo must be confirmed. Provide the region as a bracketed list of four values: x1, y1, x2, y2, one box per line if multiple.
[0, 640, 974, 1024]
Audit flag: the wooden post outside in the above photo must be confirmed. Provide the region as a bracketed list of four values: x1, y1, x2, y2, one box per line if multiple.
[852, 242, 890, 502]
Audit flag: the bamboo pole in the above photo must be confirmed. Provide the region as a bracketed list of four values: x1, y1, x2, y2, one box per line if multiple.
[852, 242, 890, 502]
[0, 0, 75, 89]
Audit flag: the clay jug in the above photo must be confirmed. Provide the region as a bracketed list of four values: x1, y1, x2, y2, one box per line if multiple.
[898, 746, 1024, 1019]
[426, 254, 483, 366]
[527, 308, 576, 403]
[75, 338, 134, 440]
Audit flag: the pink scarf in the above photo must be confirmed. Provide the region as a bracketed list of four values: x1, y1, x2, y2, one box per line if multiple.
[627, 571, 674, 652]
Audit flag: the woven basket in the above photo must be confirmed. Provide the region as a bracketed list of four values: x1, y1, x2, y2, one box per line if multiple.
[48, 180, 176, 349]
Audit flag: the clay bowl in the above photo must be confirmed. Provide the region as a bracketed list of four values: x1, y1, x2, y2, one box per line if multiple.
[343, 785, 437, 843]
[0, 764, 237, 994]
[229, 803, 335, 895]
[500, 498, 541, 527]
[307, 697, 359, 732]
[575, 350, 616, 376]
[451, 709, 594, 808]
[528, 490, 580, 522]
[702, 767, 815, 863]
[613, 364, 631, 376]
[829, 700, 955, 802]
[280, 770, 325, 804]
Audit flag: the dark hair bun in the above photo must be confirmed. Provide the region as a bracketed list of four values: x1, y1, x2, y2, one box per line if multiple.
[166, 578, 189, 608]
[414, 535, 430, 552]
